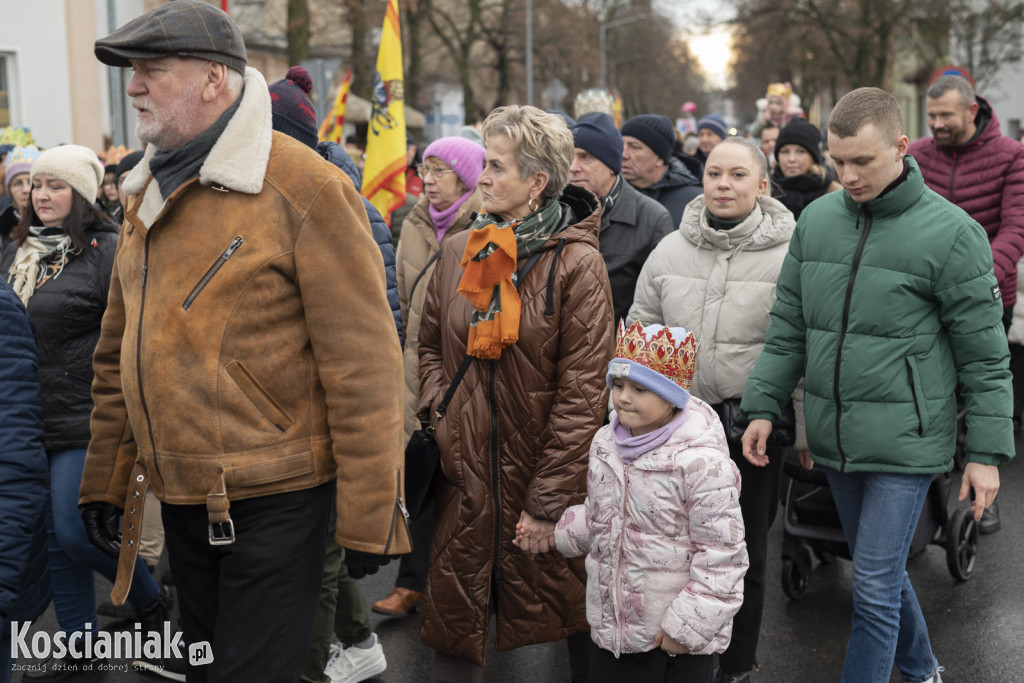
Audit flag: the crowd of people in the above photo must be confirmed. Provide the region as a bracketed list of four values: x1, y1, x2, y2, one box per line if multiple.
[1, 2, 1021, 683]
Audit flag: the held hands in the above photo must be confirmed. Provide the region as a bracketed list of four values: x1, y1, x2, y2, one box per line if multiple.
[959, 462, 1000, 522]
[513, 510, 556, 554]
[740, 419, 774, 467]
[654, 629, 689, 657]
[81, 502, 123, 559]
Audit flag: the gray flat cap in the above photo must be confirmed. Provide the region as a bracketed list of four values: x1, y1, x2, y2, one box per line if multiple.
[95, 0, 246, 74]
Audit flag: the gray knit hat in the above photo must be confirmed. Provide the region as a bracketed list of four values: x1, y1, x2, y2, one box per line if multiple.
[95, 0, 247, 74]
[30, 145, 104, 203]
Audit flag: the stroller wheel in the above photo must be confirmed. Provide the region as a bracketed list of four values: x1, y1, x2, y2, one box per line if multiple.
[945, 507, 978, 581]
[782, 546, 813, 599]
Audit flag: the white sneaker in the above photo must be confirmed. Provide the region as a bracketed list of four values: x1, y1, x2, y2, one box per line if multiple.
[325, 633, 387, 683]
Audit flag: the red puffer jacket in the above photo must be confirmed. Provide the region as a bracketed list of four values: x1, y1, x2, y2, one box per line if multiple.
[909, 97, 1024, 306]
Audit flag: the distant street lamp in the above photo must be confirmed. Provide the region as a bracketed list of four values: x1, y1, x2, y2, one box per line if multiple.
[600, 14, 646, 90]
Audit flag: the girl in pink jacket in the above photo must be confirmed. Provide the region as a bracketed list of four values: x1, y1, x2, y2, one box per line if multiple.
[517, 321, 748, 682]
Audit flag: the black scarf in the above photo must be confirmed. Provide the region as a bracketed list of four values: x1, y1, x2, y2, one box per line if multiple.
[771, 167, 831, 219]
[149, 95, 242, 198]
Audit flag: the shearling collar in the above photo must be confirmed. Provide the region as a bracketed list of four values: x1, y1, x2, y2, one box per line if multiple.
[681, 194, 795, 252]
[123, 67, 274, 223]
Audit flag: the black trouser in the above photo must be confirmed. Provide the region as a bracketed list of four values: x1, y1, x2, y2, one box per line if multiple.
[394, 502, 434, 591]
[161, 482, 331, 683]
[716, 438, 784, 675]
[589, 645, 712, 683]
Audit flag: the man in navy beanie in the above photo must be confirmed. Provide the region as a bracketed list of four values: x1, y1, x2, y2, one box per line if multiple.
[620, 113, 702, 228]
[571, 113, 673, 323]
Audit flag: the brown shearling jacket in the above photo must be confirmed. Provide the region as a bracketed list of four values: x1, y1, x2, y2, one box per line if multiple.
[416, 185, 614, 664]
[79, 68, 411, 559]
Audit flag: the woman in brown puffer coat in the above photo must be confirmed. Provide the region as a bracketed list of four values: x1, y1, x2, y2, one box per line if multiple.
[417, 105, 615, 682]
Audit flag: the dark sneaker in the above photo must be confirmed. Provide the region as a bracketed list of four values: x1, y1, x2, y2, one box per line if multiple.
[714, 669, 752, 683]
[21, 652, 104, 681]
[97, 600, 137, 621]
[979, 502, 1001, 535]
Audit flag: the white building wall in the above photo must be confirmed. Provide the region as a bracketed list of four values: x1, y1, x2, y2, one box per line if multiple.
[0, 1, 75, 148]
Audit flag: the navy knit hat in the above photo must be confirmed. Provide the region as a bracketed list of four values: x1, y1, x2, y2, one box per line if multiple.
[621, 114, 675, 164]
[775, 118, 822, 165]
[698, 114, 728, 141]
[116, 150, 145, 182]
[270, 66, 318, 150]
[572, 113, 622, 174]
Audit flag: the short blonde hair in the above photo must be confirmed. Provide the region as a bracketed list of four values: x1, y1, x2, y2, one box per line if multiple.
[481, 105, 573, 203]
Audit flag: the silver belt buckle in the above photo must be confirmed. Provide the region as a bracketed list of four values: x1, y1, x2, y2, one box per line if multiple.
[208, 519, 235, 545]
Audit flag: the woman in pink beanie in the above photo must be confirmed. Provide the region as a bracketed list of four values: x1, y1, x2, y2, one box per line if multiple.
[371, 135, 486, 619]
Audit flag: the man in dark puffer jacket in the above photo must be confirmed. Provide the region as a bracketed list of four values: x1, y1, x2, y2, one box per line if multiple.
[909, 74, 1024, 534]
[0, 279, 49, 683]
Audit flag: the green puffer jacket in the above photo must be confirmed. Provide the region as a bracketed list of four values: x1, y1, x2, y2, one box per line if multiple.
[742, 158, 1013, 473]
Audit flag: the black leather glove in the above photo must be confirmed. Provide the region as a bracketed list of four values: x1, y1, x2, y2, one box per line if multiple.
[81, 502, 123, 559]
[343, 548, 392, 580]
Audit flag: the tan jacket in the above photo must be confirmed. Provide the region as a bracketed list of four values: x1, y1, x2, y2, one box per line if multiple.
[80, 68, 411, 557]
[416, 186, 614, 664]
[395, 192, 481, 441]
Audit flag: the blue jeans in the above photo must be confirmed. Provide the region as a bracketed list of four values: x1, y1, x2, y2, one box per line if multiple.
[46, 448, 160, 635]
[823, 469, 941, 683]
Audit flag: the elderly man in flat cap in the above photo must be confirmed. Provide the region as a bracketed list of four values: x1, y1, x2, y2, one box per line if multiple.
[80, 2, 410, 680]
[569, 113, 673, 325]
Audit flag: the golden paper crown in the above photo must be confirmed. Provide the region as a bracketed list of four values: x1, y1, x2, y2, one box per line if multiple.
[613, 321, 698, 390]
[766, 82, 793, 100]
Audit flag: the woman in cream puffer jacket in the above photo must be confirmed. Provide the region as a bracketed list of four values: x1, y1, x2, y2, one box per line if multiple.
[627, 137, 797, 680]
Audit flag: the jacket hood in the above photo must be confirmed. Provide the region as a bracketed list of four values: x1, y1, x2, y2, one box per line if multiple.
[652, 155, 702, 192]
[546, 183, 601, 250]
[123, 66, 274, 201]
[969, 95, 999, 146]
[680, 193, 795, 251]
[318, 141, 362, 190]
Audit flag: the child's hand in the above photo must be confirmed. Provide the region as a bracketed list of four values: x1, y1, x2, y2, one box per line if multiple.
[513, 510, 556, 554]
[654, 629, 689, 657]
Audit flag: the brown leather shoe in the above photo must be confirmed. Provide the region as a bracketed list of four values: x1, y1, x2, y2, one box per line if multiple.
[372, 586, 425, 615]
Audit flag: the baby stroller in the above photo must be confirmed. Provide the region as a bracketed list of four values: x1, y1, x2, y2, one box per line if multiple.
[778, 409, 978, 599]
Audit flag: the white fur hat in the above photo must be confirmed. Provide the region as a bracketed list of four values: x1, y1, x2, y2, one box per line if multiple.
[30, 144, 104, 203]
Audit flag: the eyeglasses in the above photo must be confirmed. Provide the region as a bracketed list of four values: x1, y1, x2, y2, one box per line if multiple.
[417, 166, 454, 180]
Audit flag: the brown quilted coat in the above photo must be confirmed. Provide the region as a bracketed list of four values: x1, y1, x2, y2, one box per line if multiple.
[416, 185, 615, 664]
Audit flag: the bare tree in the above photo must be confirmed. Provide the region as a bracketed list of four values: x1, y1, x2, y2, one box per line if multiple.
[287, 0, 310, 65]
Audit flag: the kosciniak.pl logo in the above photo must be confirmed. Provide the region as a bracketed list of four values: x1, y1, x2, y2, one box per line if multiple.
[9, 621, 206, 663]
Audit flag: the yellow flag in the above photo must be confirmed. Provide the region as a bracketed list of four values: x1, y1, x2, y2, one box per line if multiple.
[362, 0, 406, 224]
[319, 70, 352, 144]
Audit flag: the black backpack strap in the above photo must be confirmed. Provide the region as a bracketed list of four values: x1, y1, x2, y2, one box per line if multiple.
[515, 250, 545, 292]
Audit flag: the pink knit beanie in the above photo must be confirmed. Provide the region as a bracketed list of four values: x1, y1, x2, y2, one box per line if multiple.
[422, 136, 486, 191]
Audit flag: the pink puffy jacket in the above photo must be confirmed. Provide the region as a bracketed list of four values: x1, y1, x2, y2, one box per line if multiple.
[909, 97, 1024, 306]
[554, 398, 748, 657]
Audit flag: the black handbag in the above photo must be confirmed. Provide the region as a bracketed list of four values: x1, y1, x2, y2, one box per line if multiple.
[715, 397, 797, 449]
[403, 354, 474, 524]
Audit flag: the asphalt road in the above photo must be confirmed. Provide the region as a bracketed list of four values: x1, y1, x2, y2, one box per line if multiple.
[12, 434, 1024, 682]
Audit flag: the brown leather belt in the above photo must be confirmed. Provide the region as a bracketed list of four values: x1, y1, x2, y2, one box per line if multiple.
[111, 462, 149, 606]
[110, 464, 237, 605]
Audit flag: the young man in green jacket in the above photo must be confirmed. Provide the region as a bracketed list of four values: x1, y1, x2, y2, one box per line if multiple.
[740, 87, 1012, 683]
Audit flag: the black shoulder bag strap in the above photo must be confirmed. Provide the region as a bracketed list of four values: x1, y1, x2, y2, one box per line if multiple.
[408, 250, 442, 309]
[428, 353, 474, 433]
